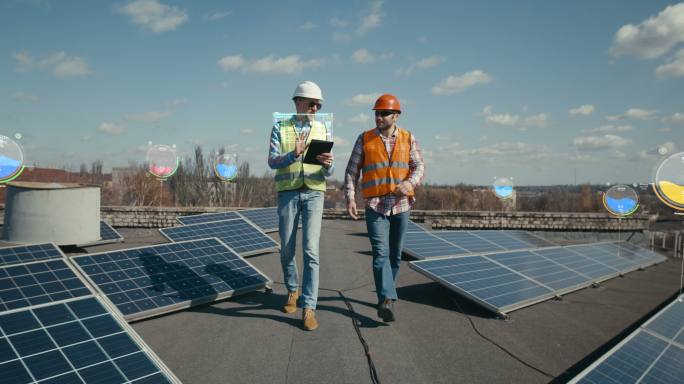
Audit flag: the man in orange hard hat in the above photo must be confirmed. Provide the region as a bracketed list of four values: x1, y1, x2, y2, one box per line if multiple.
[343, 94, 425, 322]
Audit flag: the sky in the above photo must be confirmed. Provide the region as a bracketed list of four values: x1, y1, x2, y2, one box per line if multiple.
[1, 0, 683, 186]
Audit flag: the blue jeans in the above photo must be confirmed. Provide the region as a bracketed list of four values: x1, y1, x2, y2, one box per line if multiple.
[278, 189, 324, 309]
[365, 208, 409, 304]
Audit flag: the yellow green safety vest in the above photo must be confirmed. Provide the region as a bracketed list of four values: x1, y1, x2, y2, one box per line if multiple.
[275, 118, 327, 192]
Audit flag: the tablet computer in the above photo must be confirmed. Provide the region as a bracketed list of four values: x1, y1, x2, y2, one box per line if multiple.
[303, 139, 334, 165]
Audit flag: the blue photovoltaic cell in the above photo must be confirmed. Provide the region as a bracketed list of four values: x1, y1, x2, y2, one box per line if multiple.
[0, 243, 63, 267]
[177, 211, 241, 226]
[238, 207, 280, 233]
[410, 256, 554, 311]
[72, 238, 271, 320]
[0, 259, 91, 312]
[569, 243, 641, 273]
[533, 247, 618, 280]
[0, 296, 177, 384]
[403, 231, 469, 259]
[469, 231, 538, 250]
[572, 298, 684, 384]
[488, 250, 589, 291]
[100, 221, 124, 242]
[160, 218, 279, 256]
[432, 231, 505, 253]
[406, 220, 428, 233]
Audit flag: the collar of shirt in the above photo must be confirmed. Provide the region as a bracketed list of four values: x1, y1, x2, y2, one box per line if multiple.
[374, 126, 397, 139]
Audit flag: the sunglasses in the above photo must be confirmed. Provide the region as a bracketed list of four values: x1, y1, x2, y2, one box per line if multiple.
[375, 110, 395, 117]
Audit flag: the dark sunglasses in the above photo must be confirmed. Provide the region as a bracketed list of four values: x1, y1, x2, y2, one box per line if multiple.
[375, 110, 395, 117]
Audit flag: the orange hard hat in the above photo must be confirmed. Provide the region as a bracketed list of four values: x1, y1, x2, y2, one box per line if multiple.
[372, 94, 401, 113]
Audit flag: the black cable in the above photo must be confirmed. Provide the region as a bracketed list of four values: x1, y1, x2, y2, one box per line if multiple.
[447, 294, 555, 380]
[337, 289, 381, 384]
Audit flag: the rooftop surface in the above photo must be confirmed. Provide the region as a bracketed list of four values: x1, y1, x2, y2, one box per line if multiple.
[62, 220, 682, 384]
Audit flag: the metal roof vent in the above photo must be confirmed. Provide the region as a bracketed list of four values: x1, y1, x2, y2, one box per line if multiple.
[3, 182, 100, 245]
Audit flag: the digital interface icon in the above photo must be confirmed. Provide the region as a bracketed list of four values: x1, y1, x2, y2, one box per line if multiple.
[653, 151, 684, 211]
[603, 184, 639, 216]
[0, 134, 25, 183]
[492, 177, 514, 199]
[272, 113, 334, 138]
[146, 144, 179, 179]
[214, 153, 238, 181]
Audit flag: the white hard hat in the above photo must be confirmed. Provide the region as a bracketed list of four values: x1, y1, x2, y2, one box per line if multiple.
[292, 81, 324, 101]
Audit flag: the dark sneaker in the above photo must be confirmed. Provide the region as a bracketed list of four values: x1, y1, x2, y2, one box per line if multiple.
[377, 298, 395, 322]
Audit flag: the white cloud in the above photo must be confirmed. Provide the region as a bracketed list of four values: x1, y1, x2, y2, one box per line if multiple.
[344, 93, 381, 107]
[480, 106, 547, 129]
[573, 134, 632, 151]
[124, 111, 170, 123]
[606, 108, 659, 121]
[395, 56, 445, 76]
[10, 92, 39, 102]
[332, 0, 384, 41]
[568, 104, 595, 116]
[166, 98, 187, 108]
[658, 127, 673, 133]
[300, 21, 317, 31]
[350, 113, 372, 125]
[97, 122, 126, 135]
[240, 128, 254, 134]
[52, 56, 90, 78]
[636, 142, 677, 160]
[330, 16, 349, 28]
[333, 136, 350, 146]
[656, 48, 684, 78]
[12, 52, 33, 72]
[217, 54, 323, 74]
[434, 134, 449, 140]
[446, 142, 552, 158]
[351, 48, 393, 64]
[432, 70, 492, 95]
[204, 10, 232, 21]
[584, 124, 633, 133]
[610, 3, 684, 59]
[663, 112, 684, 124]
[117, 0, 188, 33]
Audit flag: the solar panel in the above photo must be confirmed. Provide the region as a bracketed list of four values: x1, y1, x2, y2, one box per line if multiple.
[71, 238, 271, 321]
[0, 243, 63, 267]
[403, 231, 470, 259]
[0, 259, 91, 312]
[77, 221, 125, 247]
[410, 242, 667, 315]
[406, 220, 428, 233]
[177, 211, 241, 225]
[570, 296, 684, 384]
[0, 296, 181, 384]
[238, 207, 279, 233]
[160, 218, 279, 257]
[431, 231, 505, 253]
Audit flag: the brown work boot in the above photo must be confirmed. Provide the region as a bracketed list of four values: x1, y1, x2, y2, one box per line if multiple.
[282, 290, 299, 314]
[302, 308, 318, 331]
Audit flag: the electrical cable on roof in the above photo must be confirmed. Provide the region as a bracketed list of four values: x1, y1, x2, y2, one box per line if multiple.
[446, 292, 555, 380]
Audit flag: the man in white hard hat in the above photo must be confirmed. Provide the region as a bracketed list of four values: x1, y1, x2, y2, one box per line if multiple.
[267, 81, 334, 331]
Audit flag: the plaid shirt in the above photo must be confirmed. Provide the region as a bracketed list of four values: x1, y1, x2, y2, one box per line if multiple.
[344, 127, 425, 216]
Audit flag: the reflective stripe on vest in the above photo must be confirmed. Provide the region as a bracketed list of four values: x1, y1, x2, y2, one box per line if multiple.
[361, 128, 412, 198]
[275, 119, 327, 192]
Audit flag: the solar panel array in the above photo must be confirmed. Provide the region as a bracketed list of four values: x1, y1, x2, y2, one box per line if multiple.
[177, 211, 241, 226]
[410, 242, 667, 315]
[0, 259, 91, 312]
[570, 296, 684, 384]
[403, 228, 557, 260]
[0, 296, 181, 384]
[0, 243, 63, 267]
[78, 221, 125, 247]
[160, 218, 279, 257]
[72, 238, 271, 321]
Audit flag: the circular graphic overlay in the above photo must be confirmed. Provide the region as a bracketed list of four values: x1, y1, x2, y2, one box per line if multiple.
[0, 135, 25, 183]
[214, 153, 238, 181]
[492, 177, 514, 199]
[653, 151, 684, 211]
[146, 144, 178, 179]
[603, 185, 639, 216]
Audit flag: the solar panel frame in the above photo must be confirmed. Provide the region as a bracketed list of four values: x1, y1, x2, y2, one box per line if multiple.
[160, 217, 280, 257]
[237, 207, 280, 233]
[176, 211, 241, 226]
[71, 237, 272, 322]
[0, 258, 93, 312]
[406, 220, 429, 233]
[0, 243, 64, 267]
[569, 296, 684, 384]
[0, 295, 182, 384]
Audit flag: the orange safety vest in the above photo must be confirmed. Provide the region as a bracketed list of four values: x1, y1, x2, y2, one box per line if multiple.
[361, 127, 413, 198]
